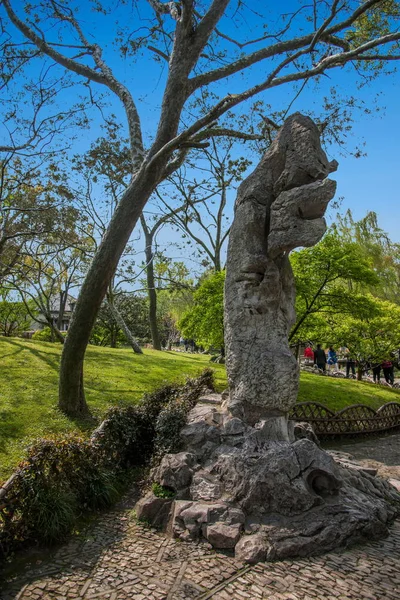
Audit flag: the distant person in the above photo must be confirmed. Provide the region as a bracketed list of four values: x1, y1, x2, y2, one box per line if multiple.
[314, 344, 327, 372]
[327, 346, 338, 372]
[382, 360, 394, 385]
[372, 363, 381, 383]
[304, 344, 314, 364]
[346, 353, 356, 378]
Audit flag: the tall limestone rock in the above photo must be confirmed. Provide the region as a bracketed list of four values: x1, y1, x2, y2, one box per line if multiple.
[224, 113, 337, 432]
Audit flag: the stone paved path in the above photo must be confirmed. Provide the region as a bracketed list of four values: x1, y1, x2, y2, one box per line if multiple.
[2, 434, 400, 600]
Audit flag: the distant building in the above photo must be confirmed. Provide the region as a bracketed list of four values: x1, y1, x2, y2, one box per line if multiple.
[31, 295, 76, 332]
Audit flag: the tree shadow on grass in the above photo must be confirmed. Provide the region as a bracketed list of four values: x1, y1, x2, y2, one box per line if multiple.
[2, 338, 60, 372]
[0, 344, 24, 361]
[0, 409, 24, 450]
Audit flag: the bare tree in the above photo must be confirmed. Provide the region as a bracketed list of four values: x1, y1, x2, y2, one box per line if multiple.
[0, 157, 77, 283]
[2, 0, 400, 414]
[5, 240, 88, 343]
[159, 137, 252, 271]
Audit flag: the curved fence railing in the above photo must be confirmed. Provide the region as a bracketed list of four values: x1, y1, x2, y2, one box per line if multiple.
[289, 401, 400, 437]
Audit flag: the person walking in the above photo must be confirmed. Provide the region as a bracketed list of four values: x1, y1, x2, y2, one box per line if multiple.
[314, 344, 327, 372]
[346, 353, 356, 378]
[382, 360, 394, 385]
[327, 346, 339, 373]
[372, 363, 381, 383]
[304, 344, 314, 365]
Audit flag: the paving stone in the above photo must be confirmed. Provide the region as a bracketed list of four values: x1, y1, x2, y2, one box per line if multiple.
[2, 446, 400, 600]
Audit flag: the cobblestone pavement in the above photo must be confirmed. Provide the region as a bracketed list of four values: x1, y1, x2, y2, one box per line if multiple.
[2, 436, 400, 600]
[326, 432, 400, 479]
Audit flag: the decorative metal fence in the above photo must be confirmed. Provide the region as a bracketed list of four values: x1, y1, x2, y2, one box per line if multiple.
[289, 401, 400, 437]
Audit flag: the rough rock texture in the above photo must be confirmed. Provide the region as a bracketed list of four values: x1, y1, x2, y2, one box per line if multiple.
[138, 116, 400, 562]
[224, 113, 337, 428]
[145, 394, 400, 561]
[135, 495, 173, 529]
[235, 533, 269, 563]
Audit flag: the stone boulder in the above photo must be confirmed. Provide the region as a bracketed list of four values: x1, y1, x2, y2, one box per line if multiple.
[152, 452, 198, 493]
[135, 494, 173, 529]
[235, 533, 270, 564]
[141, 393, 400, 562]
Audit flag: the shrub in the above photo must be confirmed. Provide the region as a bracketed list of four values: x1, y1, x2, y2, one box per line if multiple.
[0, 369, 215, 560]
[154, 368, 215, 457]
[20, 483, 77, 544]
[154, 400, 190, 456]
[32, 327, 66, 342]
[152, 482, 176, 499]
[94, 369, 214, 467]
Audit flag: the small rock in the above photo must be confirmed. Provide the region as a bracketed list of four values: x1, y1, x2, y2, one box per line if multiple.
[187, 404, 222, 426]
[235, 533, 269, 563]
[135, 494, 173, 529]
[292, 421, 320, 446]
[153, 452, 197, 491]
[204, 522, 241, 548]
[389, 478, 400, 492]
[222, 417, 247, 436]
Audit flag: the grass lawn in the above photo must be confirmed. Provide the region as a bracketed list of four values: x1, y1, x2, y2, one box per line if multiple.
[1, 337, 400, 480]
[0, 337, 226, 480]
[297, 371, 400, 411]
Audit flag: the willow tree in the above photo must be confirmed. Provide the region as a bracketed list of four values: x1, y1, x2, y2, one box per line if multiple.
[2, 0, 400, 415]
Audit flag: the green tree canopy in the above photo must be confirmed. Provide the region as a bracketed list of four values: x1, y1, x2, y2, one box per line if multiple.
[91, 293, 150, 348]
[321, 297, 400, 366]
[179, 271, 225, 352]
[334, 210, 400, 304]
[290, 232, 380, 342]
[0, 298, 33, 337]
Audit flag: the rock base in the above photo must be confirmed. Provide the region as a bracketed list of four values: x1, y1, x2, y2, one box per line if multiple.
[137, 393, 400, 563]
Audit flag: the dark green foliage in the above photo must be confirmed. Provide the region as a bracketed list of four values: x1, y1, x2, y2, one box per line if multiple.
[32, 327, 66, 342]
[154, 400, 191, 456]
[0, 435, 119, 553]
[18, 484, 77, 544]
[179, 271, 225, 351]
[95, 368, 215, 467]
[0, 369, 214, 559]
[153, 368, 215, 457]
[151, 482, 176, 499]
[0, 300, 32, 337]
[90, 293, 150, 347]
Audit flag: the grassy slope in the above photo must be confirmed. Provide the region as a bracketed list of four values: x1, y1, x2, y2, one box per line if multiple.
[0, 337, 226, 480]
[298, 372, 400, 412]
[1, 337, 400, 479]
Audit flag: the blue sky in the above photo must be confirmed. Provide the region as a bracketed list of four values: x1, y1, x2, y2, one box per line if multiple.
[3, 0, 400, 248]
[331, 97, 399, 238]
[78, 1, 400, 242]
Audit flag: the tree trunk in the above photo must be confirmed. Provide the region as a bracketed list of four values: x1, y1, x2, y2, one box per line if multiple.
[57, 290, 67, 331]
[110, 327, 117, 348]
[143, 226, 162, 351]
[107, 299, 143, 354]
[59, 171, 158, 416]
[46, 316, 65, 344]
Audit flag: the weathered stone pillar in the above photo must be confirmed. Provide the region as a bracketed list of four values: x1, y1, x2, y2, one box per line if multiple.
[224, 113, 337, 434]
[142, 115, 400, 560]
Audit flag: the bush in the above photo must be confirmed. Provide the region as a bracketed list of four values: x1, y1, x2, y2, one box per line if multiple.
[0, 369, 215, 559]
[0, 435, 119, 551]
[21, 484, 77, 544]
[154, 368, 215, 457]
[32, 327, 66, 342]
[94, 369, 214, 467]
[152, 482, 176, 499]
